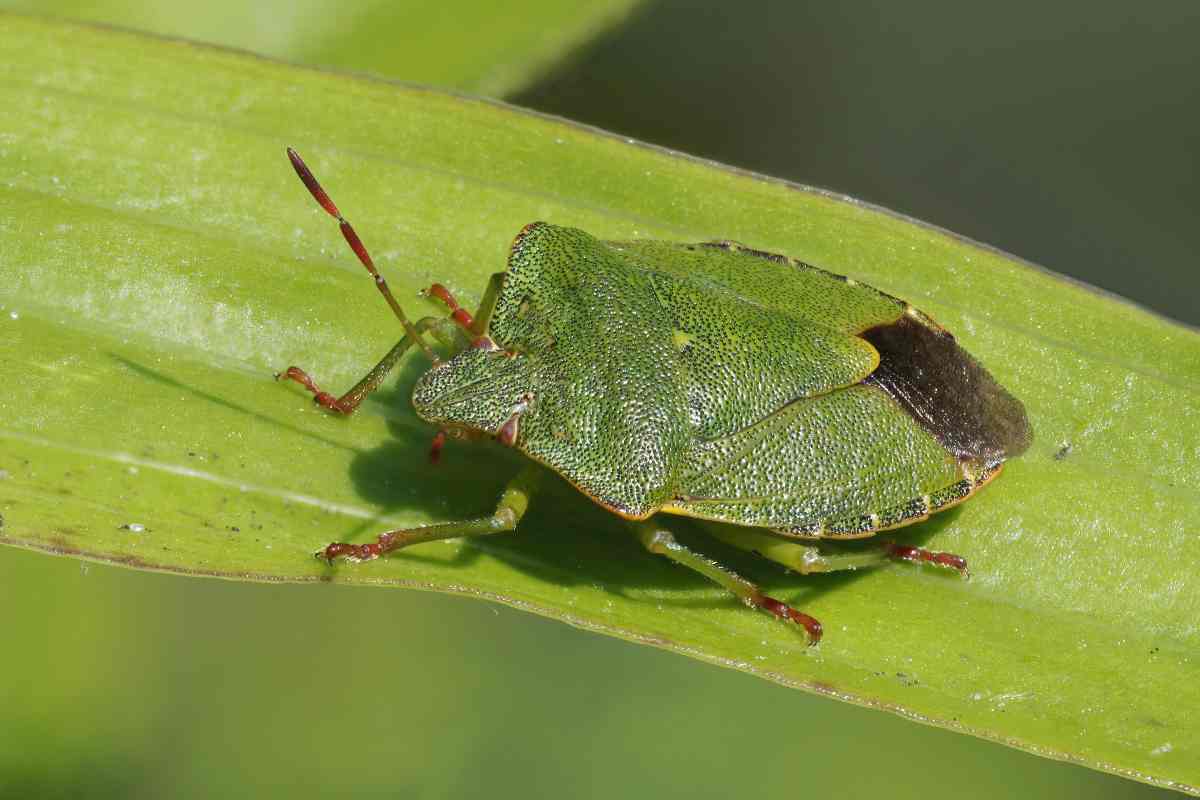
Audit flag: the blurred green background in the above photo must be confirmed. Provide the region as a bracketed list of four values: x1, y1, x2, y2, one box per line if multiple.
[1, 1, 1195, 797]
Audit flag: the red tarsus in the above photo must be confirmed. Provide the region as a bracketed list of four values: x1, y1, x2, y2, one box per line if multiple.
[321, 531, 408, 563]
[426, 283, 499, 350]
[322, 541, 380, 562]
[429, 430, 447, 464]
[886, 543, 969, 575]
[426, 283, 475, 330]
[276, 366, 350, 413]
[753, 593, 823, 644]
[321, 531, 414, 563]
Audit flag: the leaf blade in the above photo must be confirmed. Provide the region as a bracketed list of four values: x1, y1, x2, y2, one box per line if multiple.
[1, 15, 1197, 793]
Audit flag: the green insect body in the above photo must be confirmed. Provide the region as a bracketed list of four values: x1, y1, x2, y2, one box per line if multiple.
[280, 149, 1032, 644]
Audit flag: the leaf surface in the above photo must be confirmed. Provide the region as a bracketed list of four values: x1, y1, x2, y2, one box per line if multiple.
[1, 15, 1197, 793]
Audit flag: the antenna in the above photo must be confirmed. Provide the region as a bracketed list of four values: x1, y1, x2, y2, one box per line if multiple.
[286, 148, 437, 362]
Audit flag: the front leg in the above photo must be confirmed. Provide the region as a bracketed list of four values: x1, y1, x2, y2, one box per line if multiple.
[278, 316, 451, 415]
[321, 464, 540, 562]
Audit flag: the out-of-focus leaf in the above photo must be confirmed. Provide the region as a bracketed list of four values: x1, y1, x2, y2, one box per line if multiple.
[0, 0, 644, 95]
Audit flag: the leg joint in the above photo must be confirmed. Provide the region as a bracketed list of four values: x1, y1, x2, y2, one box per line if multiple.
[492, 506, 518, 531]
[644, 528, 678, 555]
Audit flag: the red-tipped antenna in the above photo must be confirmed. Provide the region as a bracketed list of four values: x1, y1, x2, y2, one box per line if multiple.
[286, 148, 437, 362]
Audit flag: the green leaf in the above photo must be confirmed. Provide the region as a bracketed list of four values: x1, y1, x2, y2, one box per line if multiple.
[0, 0, 645, 96]
[2, 15, 1197, 793]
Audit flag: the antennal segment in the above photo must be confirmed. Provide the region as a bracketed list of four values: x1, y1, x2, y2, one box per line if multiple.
[286, 147, 437, 363]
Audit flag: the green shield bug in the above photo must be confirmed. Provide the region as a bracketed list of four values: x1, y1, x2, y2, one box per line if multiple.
[278, 148, 1032, 644]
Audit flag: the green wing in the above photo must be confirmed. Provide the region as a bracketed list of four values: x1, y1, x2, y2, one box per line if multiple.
[664, 384, 965, 535]
[605, 238, 902, 440]
[607, 239, 907, 335]
[611, 237, 1031, 460]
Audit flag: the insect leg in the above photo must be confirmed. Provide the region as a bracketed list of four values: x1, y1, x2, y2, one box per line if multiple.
[424, 273, 504, 350]
[286, 147, 438, 363]
[468, 272, 506, 337]
[630, 522, 822, 644]
[703, 523, 967, 577]
[883, 543, 968, 575]
[319, 464, 540, 562]
[277, 316, 449, 414]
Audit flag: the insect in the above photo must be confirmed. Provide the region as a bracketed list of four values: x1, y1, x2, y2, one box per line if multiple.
[278, 148, 1032, 644]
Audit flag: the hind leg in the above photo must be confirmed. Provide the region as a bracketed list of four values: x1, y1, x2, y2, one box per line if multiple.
[630, 522, 822, 644]
[703, 523, 967, 576]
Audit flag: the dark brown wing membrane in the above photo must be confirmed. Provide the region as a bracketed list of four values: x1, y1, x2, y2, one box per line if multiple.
[862, 315, 1032, 460]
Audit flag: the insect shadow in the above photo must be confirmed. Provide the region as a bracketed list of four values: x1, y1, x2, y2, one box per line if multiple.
[345, 356, 968, 611]
[110, 354, 360, 457]
[113, 352, 965, 613]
